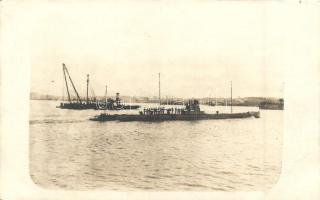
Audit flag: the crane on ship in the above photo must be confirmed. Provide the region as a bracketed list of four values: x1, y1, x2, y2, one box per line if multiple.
[62, 63, 82, 104]
[59, 63, 97, 109]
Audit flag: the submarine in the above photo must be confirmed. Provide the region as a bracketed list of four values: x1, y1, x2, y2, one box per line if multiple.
[90, 99, 260, 122]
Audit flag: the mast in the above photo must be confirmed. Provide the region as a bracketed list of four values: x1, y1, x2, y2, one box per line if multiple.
[104, 85, 107, 113]
[64, 64, 82, 104]
[215, 89, 218, 112]
[230, 81, 233, 113]
[86, 74, 89, 104]
[62, 64, 71, 103]
[158, 73, 161, 106]
[105, 85, 108, 103]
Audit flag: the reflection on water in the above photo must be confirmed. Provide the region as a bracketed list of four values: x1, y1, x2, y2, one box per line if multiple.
[29, 100, 283, 191]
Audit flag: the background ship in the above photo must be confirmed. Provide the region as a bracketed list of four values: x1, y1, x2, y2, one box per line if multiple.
[58, 63, 97, 110]
[95, 88, 140, 110]
[259, 98, 284, 110]
[58, 63, 140, 110]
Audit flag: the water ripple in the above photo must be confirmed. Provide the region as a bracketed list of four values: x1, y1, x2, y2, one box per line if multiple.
[29, 101, 283, 191]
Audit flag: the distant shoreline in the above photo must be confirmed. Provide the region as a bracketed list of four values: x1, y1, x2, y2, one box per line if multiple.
[30, 92, 283, 108]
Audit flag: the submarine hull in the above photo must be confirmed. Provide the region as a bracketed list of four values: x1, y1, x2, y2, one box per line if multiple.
[90, 111, 260, 122]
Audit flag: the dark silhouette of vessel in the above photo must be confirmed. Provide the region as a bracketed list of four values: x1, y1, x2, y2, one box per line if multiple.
[58, 63, 97, 110]
[95, 92, 140, 110]
[90, 99, 260, 122]
[57, 64, 140, 110]
[90, 74, 260, 122]
[259, 98, 284, 110]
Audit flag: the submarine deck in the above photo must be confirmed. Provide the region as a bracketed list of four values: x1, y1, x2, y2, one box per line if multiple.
[90, 111, 260, 122]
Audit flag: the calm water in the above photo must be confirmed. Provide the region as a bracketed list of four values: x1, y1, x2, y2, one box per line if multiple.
[29, 100, 283, 191]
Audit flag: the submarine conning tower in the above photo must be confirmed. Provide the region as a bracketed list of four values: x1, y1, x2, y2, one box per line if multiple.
[185, 99, 201, 112]
[115, 92, 121, 106]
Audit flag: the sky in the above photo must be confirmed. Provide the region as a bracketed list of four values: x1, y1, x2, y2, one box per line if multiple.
[29, 1, 284, 98]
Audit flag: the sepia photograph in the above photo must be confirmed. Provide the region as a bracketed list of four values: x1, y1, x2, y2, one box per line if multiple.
[28, 1, 284, 192]
[1, 1, 319, 200]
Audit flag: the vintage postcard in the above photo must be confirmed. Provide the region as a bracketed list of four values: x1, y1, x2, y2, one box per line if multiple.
[1, 1, 319, 200]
